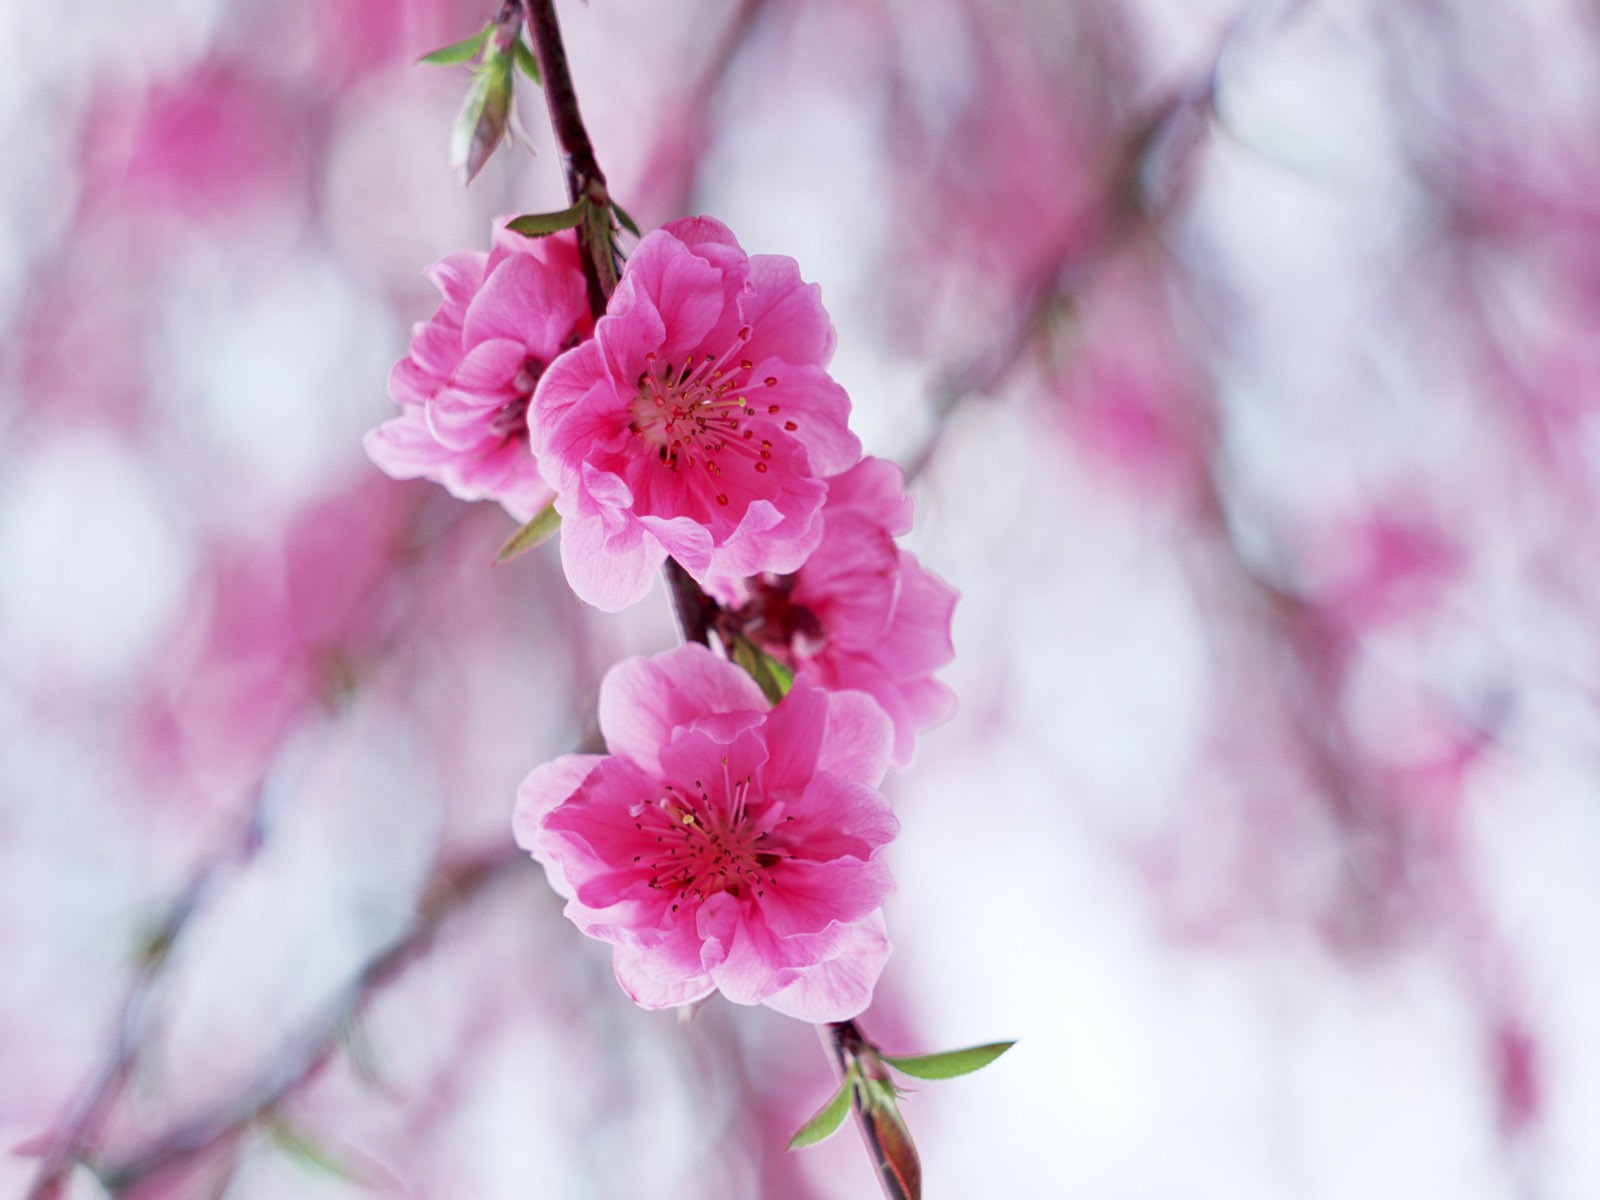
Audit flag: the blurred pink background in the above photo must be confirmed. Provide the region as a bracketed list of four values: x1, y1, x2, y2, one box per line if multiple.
[3, 0, 1599, 1195]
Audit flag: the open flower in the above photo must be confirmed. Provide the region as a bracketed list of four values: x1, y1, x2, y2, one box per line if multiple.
[365, 220, 591, 521]
[712, 457, 958, 769]
[514, 644, 897, 1021]
[531, 217, 860, 610]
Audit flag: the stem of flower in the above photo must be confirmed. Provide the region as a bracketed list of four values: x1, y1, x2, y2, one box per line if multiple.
[665, 557, 717, 648]
[522, 0, 616, 308]
[516, 8, 916, 1193]
[821, 1021, 920, 1200]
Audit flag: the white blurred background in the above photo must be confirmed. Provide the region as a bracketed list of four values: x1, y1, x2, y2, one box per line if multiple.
[3, 0, 1599, 1195]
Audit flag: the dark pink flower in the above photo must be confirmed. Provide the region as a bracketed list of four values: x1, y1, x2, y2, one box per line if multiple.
[365, 220, 591, 521]
[514, 644, 897, 1021]
[531, 217, 860, 610]
[712, 457, 958, 769]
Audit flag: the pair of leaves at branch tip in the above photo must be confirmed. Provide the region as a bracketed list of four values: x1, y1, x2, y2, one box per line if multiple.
[495, 499, 560, 563]
[420, 24, 540, 81]
[444, 24, 542, 185]
[728, 636, 794, 705]
[787, 1042, 1016, 1151]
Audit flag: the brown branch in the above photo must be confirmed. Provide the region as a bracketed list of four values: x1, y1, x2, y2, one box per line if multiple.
[665, 557, 718, 648]
[821, 1021, 920, 1200]
[515, 7, 913, 1192]
[523, 0, 616, 307]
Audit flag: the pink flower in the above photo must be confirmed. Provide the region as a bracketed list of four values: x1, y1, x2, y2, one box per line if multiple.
[365, 220, 592, 521]
[713, 457, 958, 769]
[514, 644, 897, 1021]
[531, 217, 860, 610]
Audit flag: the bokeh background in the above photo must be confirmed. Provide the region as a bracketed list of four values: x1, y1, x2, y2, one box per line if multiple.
[4, 0, 1600, 1195]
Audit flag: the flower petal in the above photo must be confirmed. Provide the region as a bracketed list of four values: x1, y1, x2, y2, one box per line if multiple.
[557, 507, 662, 611]
[762, 912, 891, 1022]
[597, 645, 766, 774]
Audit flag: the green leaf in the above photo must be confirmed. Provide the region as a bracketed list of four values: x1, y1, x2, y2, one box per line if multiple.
[505, 201, 589, 239]
[882, 1040, 1016, 1081]
[611, 201, 642, 238]
[495, 499, 561, 563]
[762, 655, 794, 700]
[418, 25, 491, 65]
[582, 200, 621, 294]
[787, 1077, 854, 1150]
[513, 38, 542, 83]
[264, 1118, 364, 1183]
[451, 53, 515, 185]
[728, 637, 794, 705]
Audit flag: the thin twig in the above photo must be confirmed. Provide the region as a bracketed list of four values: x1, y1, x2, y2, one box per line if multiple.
[523, 0, 615, 307]
[820, 1021, 918, 1200]
[518, 5, 913, 1191]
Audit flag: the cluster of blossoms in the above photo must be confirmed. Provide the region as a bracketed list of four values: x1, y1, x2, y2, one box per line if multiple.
[368, 216, 956, 1022]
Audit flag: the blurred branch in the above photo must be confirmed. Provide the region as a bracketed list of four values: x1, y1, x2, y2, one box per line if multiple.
[901, 0, 1326, 486]
[26, 797, 271, 1200]
[903, 67, 1217, 485]
[98, 843, 532, 1191]
[635, 0, 774, 218]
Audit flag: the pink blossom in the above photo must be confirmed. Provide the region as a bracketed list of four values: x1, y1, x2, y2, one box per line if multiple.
[365, 221, 592, 521]
[514, 644, 897, 1021]
[531, 217, 860, 610]
[712, 457, 957, 769]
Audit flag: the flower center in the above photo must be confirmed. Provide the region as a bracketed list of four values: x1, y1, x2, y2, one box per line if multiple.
[488, 357, 548, 443]
[633, 761, 787, 910]
[734, 572, 826, 661]
[627, 326, 798, 508]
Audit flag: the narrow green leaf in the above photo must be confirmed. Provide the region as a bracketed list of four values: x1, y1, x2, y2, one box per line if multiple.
[495, 500, 561, 563]
[882, 1040, 1016, 1081]
[451, 53, 515, 185]
[418, 25, 491, 65]
[583, 201, 621, 294]
[611, 201, 642, 238]
[763, 655, 795, 700]
[787, 1077, 854, 1150]
[506, 201, 588, 239]
[513, 38, 542, 84]
[728, 637, 794, 705]
[264, 1118, 364, 1183]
